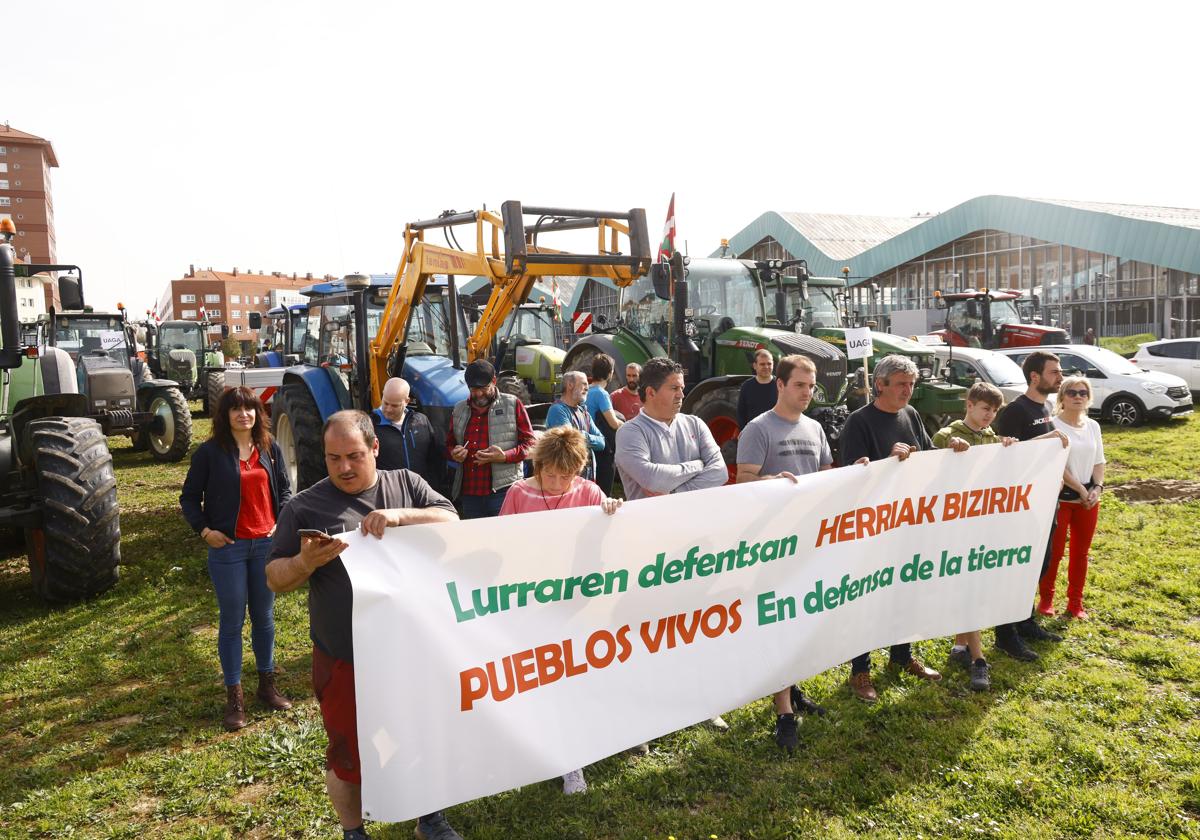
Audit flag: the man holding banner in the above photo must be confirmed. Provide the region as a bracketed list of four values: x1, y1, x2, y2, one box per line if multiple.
[839, 355, 965, 702]
[265, 411, 463, 840]
[737, 354, 866, 749]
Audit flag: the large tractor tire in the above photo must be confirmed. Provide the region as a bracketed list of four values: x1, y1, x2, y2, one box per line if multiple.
[139, 386, 193, 462]
[497, 372, 532, 405]
[273, 383, 326, 492]
[24, 417, 121, 602]
[689, 387, 741, 485]
[204, 369, 226, 416]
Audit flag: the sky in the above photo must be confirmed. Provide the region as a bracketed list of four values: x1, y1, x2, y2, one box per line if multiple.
[5, 0, 1197, 312]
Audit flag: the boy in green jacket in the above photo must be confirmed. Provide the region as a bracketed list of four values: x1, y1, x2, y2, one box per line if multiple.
[933, 382, 1016, 691]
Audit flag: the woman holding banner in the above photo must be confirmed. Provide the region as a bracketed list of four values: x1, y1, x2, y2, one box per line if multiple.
[1040, 376, 1106, 619]
[499, 425, 621, 793]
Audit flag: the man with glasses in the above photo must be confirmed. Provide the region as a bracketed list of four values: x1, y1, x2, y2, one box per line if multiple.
[991, 350, 1066, 661]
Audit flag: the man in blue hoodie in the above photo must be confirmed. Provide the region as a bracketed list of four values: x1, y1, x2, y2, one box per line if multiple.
[372, 378, 444, 493]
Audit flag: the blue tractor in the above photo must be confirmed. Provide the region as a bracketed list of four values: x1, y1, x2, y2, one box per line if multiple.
[250, 303, 308, 368]
[271, 274, 470, 492]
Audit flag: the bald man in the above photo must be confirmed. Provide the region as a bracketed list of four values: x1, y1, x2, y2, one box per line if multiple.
[371, 377, 445, 492]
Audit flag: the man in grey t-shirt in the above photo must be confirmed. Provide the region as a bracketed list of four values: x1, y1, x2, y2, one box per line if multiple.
[736, 355, 865, 753]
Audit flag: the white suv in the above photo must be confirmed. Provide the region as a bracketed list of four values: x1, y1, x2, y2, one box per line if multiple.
[996, 344, 1193, 427]
[1133, 338, 1200, 398]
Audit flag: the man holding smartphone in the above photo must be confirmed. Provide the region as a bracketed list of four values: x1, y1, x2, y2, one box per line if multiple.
[266, 410, 460, 840]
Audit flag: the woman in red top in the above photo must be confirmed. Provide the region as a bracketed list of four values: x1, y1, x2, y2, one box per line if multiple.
[499, 426, 620, 794]
[180, 387, 292, 731]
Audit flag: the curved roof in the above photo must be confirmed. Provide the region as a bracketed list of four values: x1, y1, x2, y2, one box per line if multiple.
[716, 195, 1200, 282]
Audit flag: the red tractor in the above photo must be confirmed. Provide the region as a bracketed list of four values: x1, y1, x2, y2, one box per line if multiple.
[933, 288, 1067, 349]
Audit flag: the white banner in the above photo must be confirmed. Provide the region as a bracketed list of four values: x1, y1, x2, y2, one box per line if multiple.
[345, 439, 1068, 821]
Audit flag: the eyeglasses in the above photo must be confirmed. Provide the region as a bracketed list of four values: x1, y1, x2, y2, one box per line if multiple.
[1062, 388, 1089, 398]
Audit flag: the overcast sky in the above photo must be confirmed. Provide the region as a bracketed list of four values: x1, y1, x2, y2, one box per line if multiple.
[6, 0, 1196, 311]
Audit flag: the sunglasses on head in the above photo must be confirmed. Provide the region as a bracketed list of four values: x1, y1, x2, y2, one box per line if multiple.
[1062, 388, 1089, 398]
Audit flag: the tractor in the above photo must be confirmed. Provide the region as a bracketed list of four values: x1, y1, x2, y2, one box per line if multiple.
[33, 303, 193, 462]
[931, 288, 1068, 349]
[250, 303, 308, 368]
[563, 254, 850, 479]
[1, 220, 122, 601]
[272, 202, 651, 492]
[142, 319, 228, 414]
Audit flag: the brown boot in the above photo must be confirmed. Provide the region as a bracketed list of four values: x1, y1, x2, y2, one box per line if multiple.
[223, 684, 246, 731]
[848, 672, 878, 704]
[256, 670, 292, 711]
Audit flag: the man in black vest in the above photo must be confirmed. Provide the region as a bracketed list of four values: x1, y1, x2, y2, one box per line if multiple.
[371, 377, 445, 493]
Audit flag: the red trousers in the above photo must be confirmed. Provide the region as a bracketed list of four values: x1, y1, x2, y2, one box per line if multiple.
[1041, 500, 1099, 609]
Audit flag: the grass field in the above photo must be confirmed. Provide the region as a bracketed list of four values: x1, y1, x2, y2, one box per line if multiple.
[2, 408, 1198, 839]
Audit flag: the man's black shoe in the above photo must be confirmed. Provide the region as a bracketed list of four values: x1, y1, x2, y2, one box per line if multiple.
[790, 685, 826, 716]
[774, 713, 799, 753]
[969, 659, 991, 692]
[415, 812, 463, 840]
[995, 631, 1038, 662]
[1016, 617, 1062, 643]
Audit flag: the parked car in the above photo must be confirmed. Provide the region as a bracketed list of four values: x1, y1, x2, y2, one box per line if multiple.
[930, 345, 1026, 404]
[1133, 338, 1200, 398]
[995, 344, 1193, 426]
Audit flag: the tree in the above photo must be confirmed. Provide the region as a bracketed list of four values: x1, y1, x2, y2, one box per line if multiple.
[221, 336, 241, 359]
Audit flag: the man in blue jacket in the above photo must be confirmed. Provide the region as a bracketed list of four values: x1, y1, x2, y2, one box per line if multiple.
[545, 370, 604, 480]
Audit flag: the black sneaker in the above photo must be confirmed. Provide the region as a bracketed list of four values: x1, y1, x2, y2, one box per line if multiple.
[774, 713, 799, 753]
[1016, 617, 1062, 642]
[947, 647, 972, 670]
[790, 685, 826, 716]
[415, 812, 463, 840]
[969, 659, 991, 692]
[995, 630, 1038, 662]
[344, 828, 370, 840]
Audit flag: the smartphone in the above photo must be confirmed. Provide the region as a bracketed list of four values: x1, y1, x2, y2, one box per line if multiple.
[298, 528, 334, 541]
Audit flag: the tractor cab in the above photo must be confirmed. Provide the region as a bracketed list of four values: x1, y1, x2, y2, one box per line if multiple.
[935, 288, 1067, 349]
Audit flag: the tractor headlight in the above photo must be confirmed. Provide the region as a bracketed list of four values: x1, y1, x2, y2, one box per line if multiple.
[94, 399, 107, 407]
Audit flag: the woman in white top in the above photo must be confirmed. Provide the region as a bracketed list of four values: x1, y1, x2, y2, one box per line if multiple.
[1038, 375, 1106, 619]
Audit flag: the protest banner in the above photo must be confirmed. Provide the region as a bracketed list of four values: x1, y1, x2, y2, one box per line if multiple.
[344, 438, 1067, 821]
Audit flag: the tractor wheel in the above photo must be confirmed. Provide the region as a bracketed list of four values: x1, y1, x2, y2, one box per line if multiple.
[24, 417, 121, 602]
[497, 373, 532, 405]
[274, 383, 325, 492]
[142, 387, 193, 462]
[689, 387, 741, 485]
[204, 370, 226, 416]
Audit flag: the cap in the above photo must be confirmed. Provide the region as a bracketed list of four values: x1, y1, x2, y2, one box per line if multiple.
[464, 359, 496, 388]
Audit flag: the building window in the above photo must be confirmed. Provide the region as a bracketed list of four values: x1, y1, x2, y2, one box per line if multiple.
[253, 296, 260, 304]
[0, 198, 9, 207]
[204, 293, 220, 303]
[208, 309, 222, 317]
[0, 163, 6, 172]
[0, 180, 7, 190]
[208, 325, 223, 334]
[230, 294, 240, 304]
[0, 147, 5, 155]
[181, 309, 197, 318]
[180, 294, 196, 303]
[231, 310, 241, 318]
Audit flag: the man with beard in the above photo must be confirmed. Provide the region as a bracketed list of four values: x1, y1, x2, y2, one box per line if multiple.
[545, 371, 605, 481]
[446, 359, 535, 519]
[991, 349, 1066, 661]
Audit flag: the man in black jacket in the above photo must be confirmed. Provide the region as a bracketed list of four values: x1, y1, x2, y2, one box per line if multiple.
[371, 377, 445, 493]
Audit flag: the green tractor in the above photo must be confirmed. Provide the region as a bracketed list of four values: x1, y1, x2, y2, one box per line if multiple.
[31, 302, 194, 463]
[142, 319, 227, 414]
[1, 222, 122, 601]
[493, 300, 570, 404]
[563, 254, 850, 480]
[769, 271, 966, 433]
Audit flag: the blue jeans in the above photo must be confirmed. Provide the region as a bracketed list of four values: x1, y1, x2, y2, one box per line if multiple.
[207, 537, 276, 686]
[460, 486, 510, 520]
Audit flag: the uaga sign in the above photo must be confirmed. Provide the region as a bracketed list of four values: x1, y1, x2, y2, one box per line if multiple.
[344, 439, 1068, 821]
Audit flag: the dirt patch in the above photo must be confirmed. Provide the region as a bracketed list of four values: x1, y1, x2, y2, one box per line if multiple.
[1110, 479, 1200, 504]
[234, 781, 271, 805]
[131, 795, 161, 815]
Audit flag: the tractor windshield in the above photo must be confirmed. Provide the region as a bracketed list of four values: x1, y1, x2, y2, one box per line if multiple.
[988, 298, 1023, 327]
[688, 263, 764, 326]
[407, 290, 468, 358]
[55, 316, 130, 366]
[805, 287, 844, 329]
[158, 324, 206, 355]
[620, 273, 672, 346]
[288, 310, 307, 356]
[507, 307, 562, 347]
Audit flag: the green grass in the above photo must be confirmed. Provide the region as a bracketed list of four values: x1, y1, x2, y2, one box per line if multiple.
[2, 407, 1199, 839]
[1099, 333, 1156, 358]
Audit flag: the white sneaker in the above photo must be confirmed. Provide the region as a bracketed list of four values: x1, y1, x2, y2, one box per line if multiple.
[561, 768, 587, 794]
[709, 715, 729, 730]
